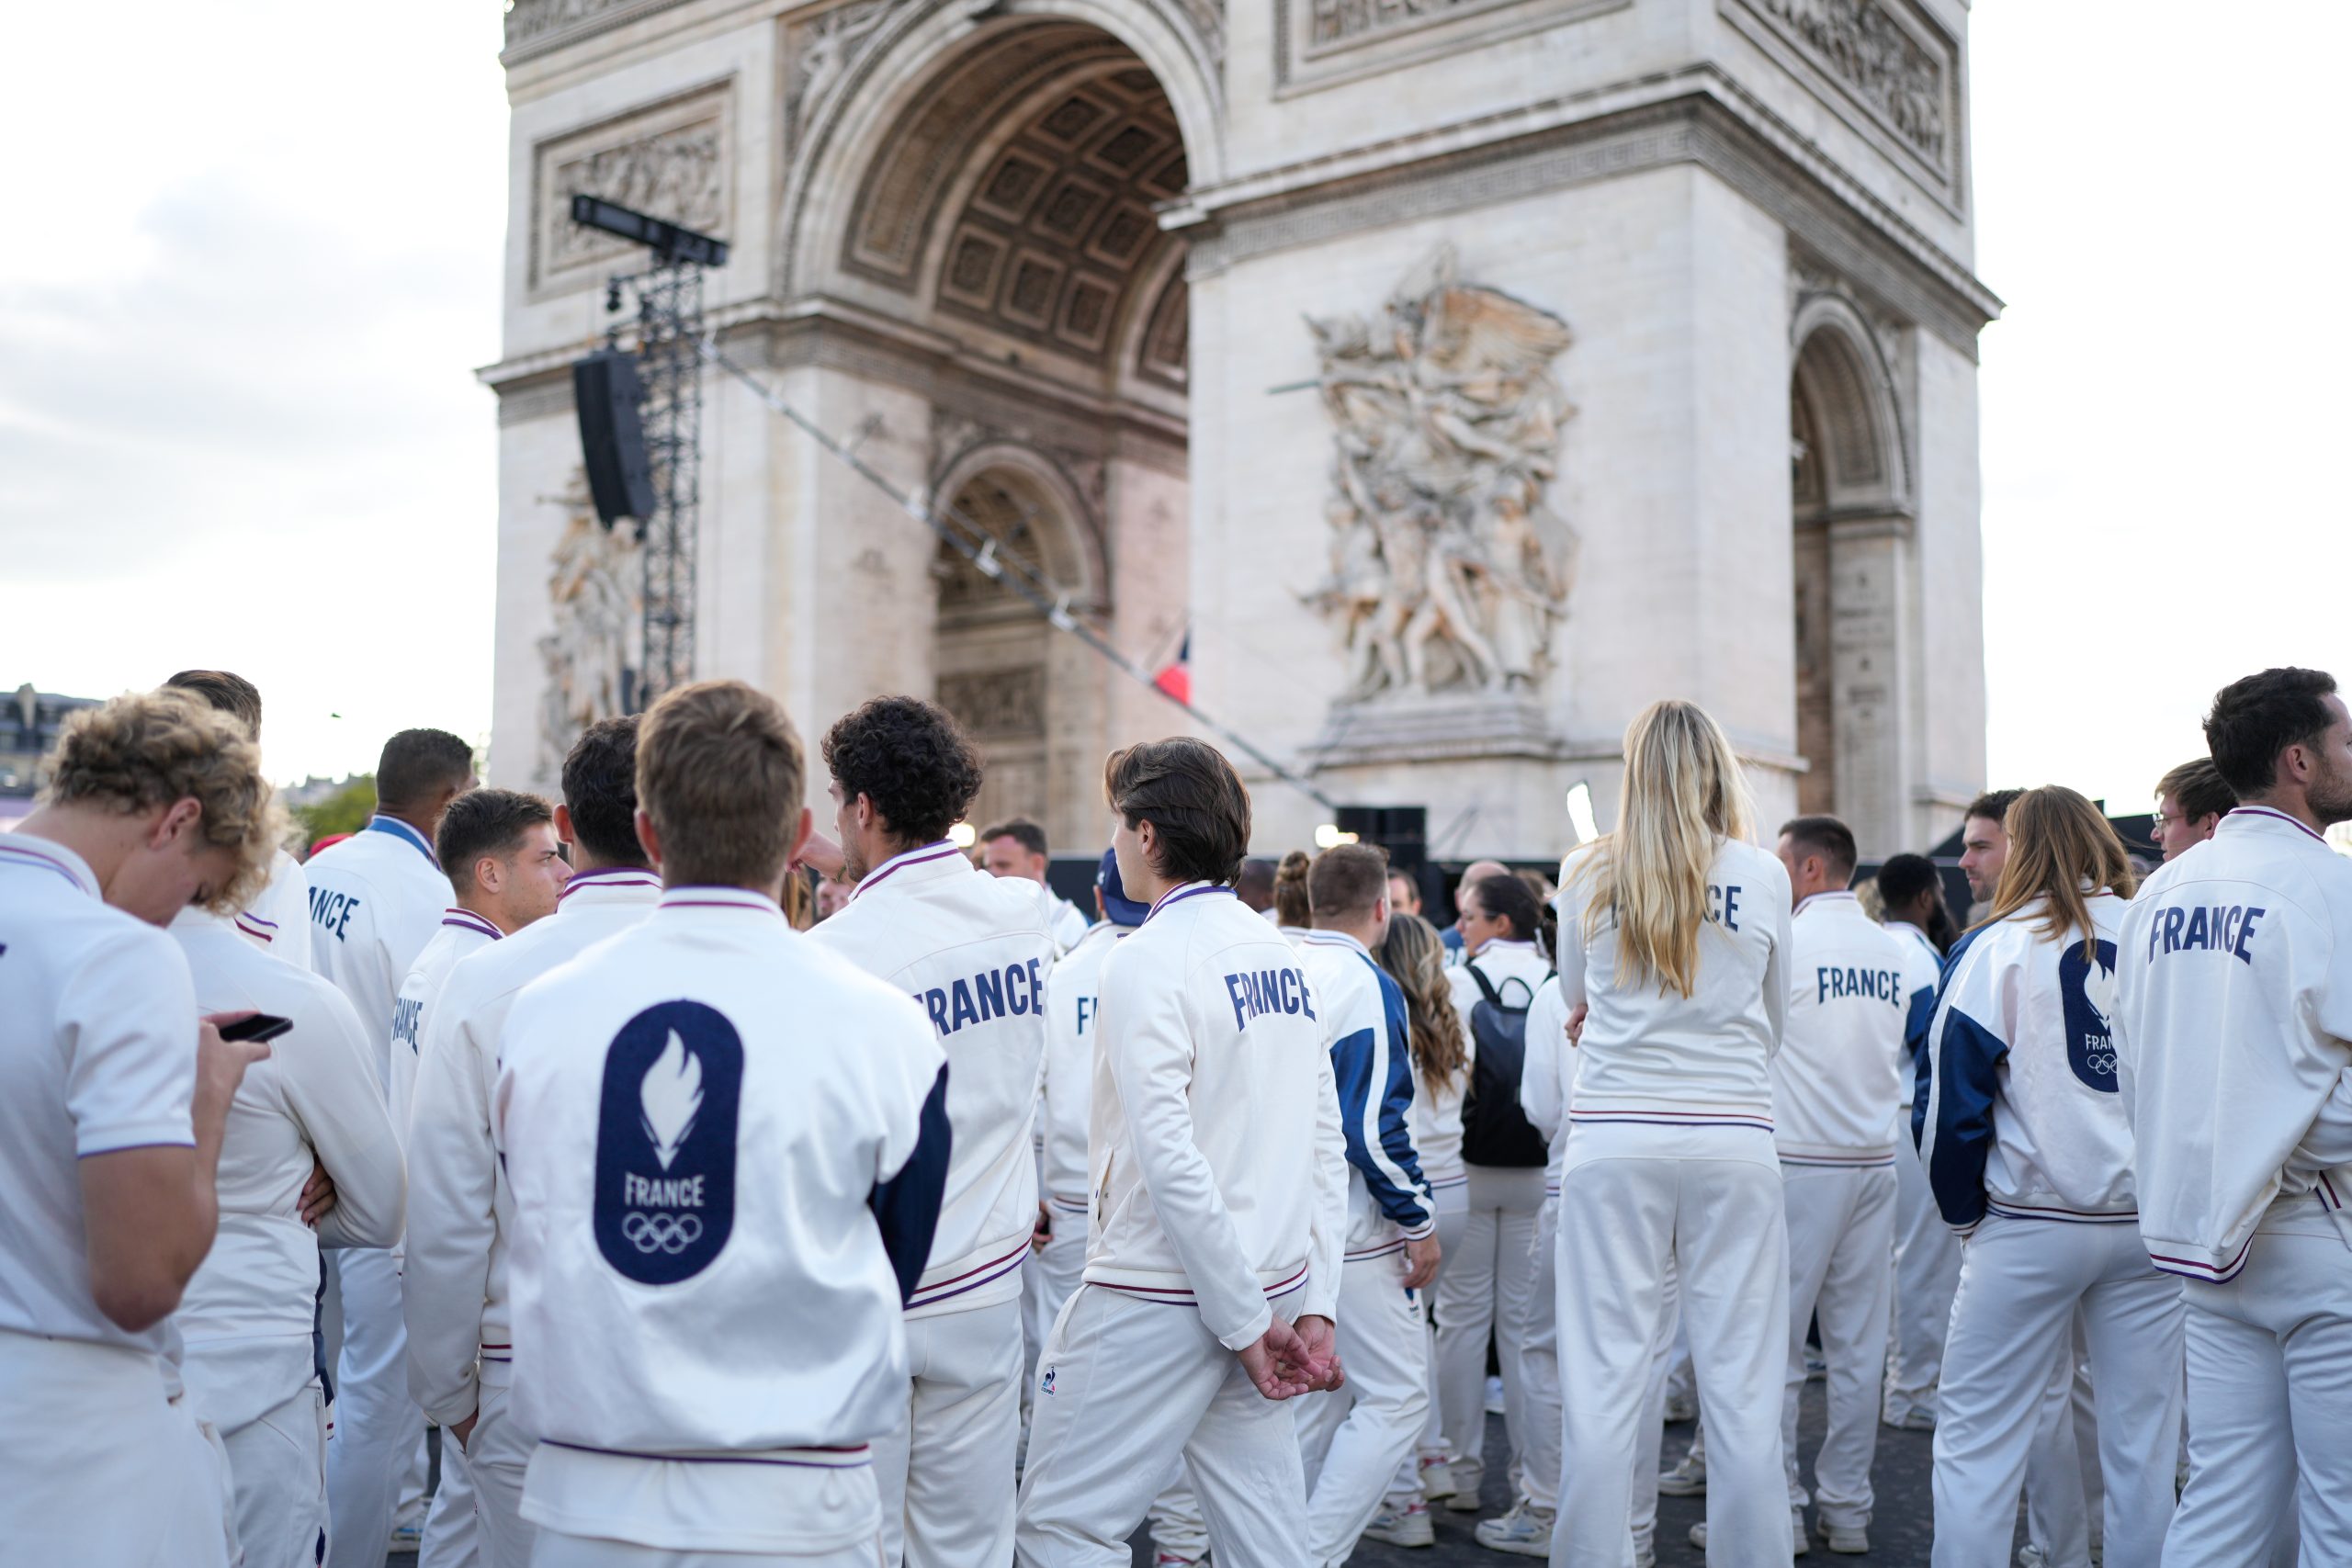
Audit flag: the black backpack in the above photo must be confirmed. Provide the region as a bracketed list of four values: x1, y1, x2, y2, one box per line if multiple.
[1461, 962, 1553, 1168]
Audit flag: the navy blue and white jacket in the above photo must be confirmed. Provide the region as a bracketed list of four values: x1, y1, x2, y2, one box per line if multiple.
[1298, 929, 1435, 1259]
[1919, 889, 2136, 1235]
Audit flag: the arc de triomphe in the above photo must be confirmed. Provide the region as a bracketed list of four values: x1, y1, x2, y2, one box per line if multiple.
[482, 0, 1996, 860]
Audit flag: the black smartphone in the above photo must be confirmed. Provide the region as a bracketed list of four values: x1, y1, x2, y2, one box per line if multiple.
[217, 1013, 294, 1044]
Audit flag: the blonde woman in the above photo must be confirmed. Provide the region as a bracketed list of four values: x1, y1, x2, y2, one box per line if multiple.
[1365, 911, 1473, 1546]
[1554, 699, 1795, 1566]
[1920, 787, 2180, 1568]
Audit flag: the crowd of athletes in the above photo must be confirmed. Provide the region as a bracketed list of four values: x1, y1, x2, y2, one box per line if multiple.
[4, 662, 2348, 1568]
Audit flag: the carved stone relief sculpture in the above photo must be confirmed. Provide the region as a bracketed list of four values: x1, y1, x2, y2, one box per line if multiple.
[1306, 244, 1577, 701]
[532, 87, 730, 290]
[538, 486, 641, 782]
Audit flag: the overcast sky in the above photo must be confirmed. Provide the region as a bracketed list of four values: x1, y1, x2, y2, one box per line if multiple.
[3, 6, 2346, 820]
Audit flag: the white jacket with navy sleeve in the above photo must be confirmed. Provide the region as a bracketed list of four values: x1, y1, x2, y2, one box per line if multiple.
[492, 886, 948, 1551]
[2116, 807, 2352, 1281]
[1298, 929, 1435, 1257]
[1772, 892, 1916, 1166]
[1920, 890, 2135, 1233]
[1082, 882, 1348, 1349]
[808, 840, 1056, 1317]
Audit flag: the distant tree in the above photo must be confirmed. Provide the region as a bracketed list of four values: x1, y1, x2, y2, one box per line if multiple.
[296, 774, 377, 849]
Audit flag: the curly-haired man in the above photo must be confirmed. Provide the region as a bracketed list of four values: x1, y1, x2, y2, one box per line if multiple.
[807, 695, 1057, 1568]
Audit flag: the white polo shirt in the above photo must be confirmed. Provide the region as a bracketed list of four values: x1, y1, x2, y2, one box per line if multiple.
[0, 835, 198, 1357]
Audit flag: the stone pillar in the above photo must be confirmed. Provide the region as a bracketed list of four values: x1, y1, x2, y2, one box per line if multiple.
[1826, 515, 1913, 857]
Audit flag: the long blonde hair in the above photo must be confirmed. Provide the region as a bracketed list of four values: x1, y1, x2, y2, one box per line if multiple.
[1380, 911, 1470, 1095]
[1983, 785, 2136, 961]
[1576, 699, 1755, 998]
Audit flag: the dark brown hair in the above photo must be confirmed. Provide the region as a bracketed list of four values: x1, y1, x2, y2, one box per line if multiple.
[436, 788, 555, 894]
[822, 696, 983, 846]
[164, 670, 261, 739]
[1102, 739, 1251, 886]
[1778, 814, 1858, 883]
[1272, 849, 1313, 927]
[2154, 758, 2236, 826]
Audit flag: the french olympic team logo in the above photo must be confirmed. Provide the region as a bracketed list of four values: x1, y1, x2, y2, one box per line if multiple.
[594, 1001, 742, 1284]
[2059, 940, 2120, 1092]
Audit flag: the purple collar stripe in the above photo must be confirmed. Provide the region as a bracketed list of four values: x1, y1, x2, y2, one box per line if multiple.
[0, 840, 94, 896]
[1146, 882, 1234, 922]
[560, 869, 662, 902]
[659, 887, 784, 916]
[239, 910, 279, 931]
[235, 915, 276, 944]
[443, 909, 502, 939]
[854, 841, 966, 898]
[2233, 806, 2326, 844]
[367, 815, 441, 868]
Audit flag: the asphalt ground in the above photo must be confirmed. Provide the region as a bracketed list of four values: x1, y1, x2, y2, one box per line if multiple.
[390, 1375, 1967, 1565]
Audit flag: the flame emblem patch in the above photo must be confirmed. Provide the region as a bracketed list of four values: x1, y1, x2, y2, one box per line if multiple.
[595, 1001, 741, 1284]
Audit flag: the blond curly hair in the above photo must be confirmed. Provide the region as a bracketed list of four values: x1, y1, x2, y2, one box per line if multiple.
[42, 688, 288, 914]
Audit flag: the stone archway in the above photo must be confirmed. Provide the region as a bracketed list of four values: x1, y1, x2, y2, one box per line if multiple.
[1790, 295, 1911, 851]
[775, 7, 1200, 850]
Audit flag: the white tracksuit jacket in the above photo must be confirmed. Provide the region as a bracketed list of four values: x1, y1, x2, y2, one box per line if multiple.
[1555, 838, 1794, 1132]
[235, 850, 312, 967]
[2116, 807, 2352, 1281]
[809, 840, 1057, 1317]
[1040, 921, 1129, 1214]
[171, 911, 407, 1429]
[1298, 930, 1436, 1258]
[306, 816, 450, 1089]
[390, 909, 500, 1153]
[403, 867, 662, 1426]
[1920, 889, 2135, 1234]
[492, 886, 949, 1553]
[1518, 975, 1574, 1196]
[1082, 881, 1349, 1349]
[1771, 891, 1916, 1166]
[1886, 921, 1945, 1144]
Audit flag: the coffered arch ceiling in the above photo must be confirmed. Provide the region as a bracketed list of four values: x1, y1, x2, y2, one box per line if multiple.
[840, 21, 1189, 395]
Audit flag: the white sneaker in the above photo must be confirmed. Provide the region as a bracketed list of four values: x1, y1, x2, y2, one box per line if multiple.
[1444, 1467, 1486, 1512]
[1657, 1449, 1706, 1497]
[1663, 1392, 1699, 1424]
[1418, 1454, 1460, 1501]
[1474, 1501, 1555, 1556]
[1805, 1349, 1828, 1381]
[1485, 1373, 1508, 1415]
[1689, 1519, 1808, 1556]
[1817, 1517, 1869, 1554]
[2017, 1548, 2049, 1568]
[387, 1523, 424, 1552]
[1883, 1400, 1938, 1431]
[1363, 1503, 1436, 1549]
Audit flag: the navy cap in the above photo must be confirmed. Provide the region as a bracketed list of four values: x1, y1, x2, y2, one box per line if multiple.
[1097, 848, 1149, 927]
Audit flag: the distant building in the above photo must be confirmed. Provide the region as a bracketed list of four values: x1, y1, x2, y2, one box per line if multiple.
[1, 683, 104, 829]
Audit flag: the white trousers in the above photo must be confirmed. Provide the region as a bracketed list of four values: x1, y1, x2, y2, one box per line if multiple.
[223, 1381, 331, 1568]
[1516, 1196, 1564, 1514]
[531, 1525, 884, 1565]
[1386, 1185, 1469, 1508]
[1888, 1139, 1961, 1418]
[2021, 1317, 2099, 1566]
[1780, 1165, 1894, 1529]
[874, 1297, 1022, 1568]
[1555, 1129, 1791, 1568]
[1929, 1216, 2183, 1568]
[427, 1429, 483, 1566]
[328, 1247, 427, 1568]
[1435, 1164, 1547, 1490]
[2165, 1229, 2352, 1567]
[0, 1329, 234, 1567]
[454, 1359, 540, 1568]
[1295, 1249, 1431, 1565]
[1017, 1285, 1309, 1567]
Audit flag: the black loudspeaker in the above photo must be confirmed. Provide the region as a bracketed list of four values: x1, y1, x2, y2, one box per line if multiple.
[573, 349, 656, 530]
[1338, 805, 1427, 872]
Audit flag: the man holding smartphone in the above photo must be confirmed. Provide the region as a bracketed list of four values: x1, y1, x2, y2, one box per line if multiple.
[0, 689, 284, 1565]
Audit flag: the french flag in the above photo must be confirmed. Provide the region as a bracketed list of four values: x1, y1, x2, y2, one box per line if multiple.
[1153, 629, 1191, 705]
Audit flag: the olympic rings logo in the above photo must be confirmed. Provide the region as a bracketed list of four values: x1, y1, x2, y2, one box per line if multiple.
[622, 1212, 704, 1254]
